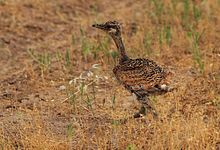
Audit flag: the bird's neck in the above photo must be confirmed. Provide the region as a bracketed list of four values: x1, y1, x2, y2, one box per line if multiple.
[112, 35, 129, 63]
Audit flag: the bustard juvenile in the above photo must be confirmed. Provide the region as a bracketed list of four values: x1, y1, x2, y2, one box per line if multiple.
[92, 21, 173, 118]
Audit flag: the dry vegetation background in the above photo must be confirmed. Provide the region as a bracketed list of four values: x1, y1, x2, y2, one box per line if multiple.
[0, 0, 220, 149]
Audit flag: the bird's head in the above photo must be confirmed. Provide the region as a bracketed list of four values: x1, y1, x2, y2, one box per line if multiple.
[92, 20, 121, 37]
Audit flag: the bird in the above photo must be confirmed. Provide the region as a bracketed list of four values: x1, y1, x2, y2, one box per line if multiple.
[92, 20, 173, 118]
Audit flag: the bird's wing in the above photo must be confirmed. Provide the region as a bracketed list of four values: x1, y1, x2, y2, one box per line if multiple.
[113, 58, 166, 91]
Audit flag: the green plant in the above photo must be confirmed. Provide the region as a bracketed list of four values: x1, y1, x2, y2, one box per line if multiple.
[164, 25, 171, 46]
[143, 32, 152, 56]
[80, 28, 92, 60]
[27, 49, 51, 72]
[85, 95, 93, 109]
[171, 0, 178, 11]
[110, 51, 118, 64]
[193, 4, 202, 23]
[67, 91, 77, 105]
[126, 144, 136, 150]
[66, 124, 74, 139]
[187, 29, 204, 73]
[98, 36, 111, 60]
[71, 34, 77, 46]
[111, 94, 116, 110]
[158, 29, 163, 48]
[111, 119, 120, 126]
[91, 82, 96, 101]
[0, 143, 4, 150]
[211, 97, 220, 109]
[151, 0, 164, 22]
[55, 50, 62, 62]
[156, 24, 172, 48]
[182, 0, 190, 26]
[65, 49, 71, 67]
[90, 4, 98, 16]
[79, 82, 86, 100]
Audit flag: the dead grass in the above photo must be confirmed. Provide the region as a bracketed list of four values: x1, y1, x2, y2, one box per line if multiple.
[0, 0, 220, 149]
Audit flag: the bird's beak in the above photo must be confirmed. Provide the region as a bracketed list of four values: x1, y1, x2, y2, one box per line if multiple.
[92, 23, 106, 30]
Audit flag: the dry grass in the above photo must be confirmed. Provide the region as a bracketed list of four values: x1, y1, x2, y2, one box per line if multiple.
[0, 0, 220, 149]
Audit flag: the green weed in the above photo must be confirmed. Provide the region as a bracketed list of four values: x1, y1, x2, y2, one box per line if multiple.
[91, 81, 96, 100]
[182, 0, 190, 26]
[164, 25, 171, 46]
[193, 4, 202, 23]
[171, 0, 178, 11]
[90, 4, 99, 16]
[27, 49, 51, 72]
[111, 94, 116, 110]
[67, 91, 77, 105]
[71, 34, 77, 46]
[79, 82, 86, 100]
[211, 97, 220, 109]
[110, 51, 118, 64]
[0, 143, 4, 150]
[157, 25, 172, 48]
[66, 124, 74, 139]
[181, 0, 202, 28]
[111, 119, 120, 126]
[143, 32, 152, 56]
[55, 49, 73, 71]
[99, 36, 111, 54]
[65, 49, 71, 67]
[55, 50, 62, 62]
[80, 28, 92, 61]
[126, 144, 136, 150]
[151, 0, 164, 22]
[187, 28, 205, 73]
[85, 94, 93, 109]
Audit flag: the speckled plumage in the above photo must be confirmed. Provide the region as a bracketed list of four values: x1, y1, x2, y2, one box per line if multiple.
[113, 58, 167, 91]
[92, 21, 172, 118]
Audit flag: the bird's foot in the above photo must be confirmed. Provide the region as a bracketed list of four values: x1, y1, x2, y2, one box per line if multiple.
[134, 106, 159, 119]
[134, 110, 158, 119]
[133, 113, 143, 118]
[133, 106, 146, 118]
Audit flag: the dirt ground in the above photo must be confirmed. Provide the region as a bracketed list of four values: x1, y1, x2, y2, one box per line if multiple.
[0, 0, 220, 149]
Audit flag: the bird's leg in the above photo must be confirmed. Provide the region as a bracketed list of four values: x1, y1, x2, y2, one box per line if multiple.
[133, 91, 158, 119]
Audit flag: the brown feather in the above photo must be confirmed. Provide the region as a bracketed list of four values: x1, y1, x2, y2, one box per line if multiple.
[113, 58, 167, 91]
